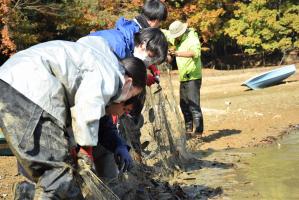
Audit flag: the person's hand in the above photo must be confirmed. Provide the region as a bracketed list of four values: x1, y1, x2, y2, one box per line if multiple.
[114, 145, 133, 172]
[169, 45, 176, 53]
[168, 49, 176, 56]
[146, 74, 156, 86]
[148, 65, 160, 76]
[77, 146, 94, 170]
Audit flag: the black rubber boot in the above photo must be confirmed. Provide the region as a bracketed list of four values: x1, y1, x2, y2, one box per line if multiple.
[185, 121, 193, 133]
[194, 116, 204, 136]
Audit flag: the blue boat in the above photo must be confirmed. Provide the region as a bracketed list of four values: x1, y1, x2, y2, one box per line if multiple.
[242, 64, 296, 90]
[0, 129, 13, 156]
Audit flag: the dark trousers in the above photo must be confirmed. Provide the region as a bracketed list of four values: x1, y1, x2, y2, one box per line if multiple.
[0, 80, 83, 200]
[179, 79, 204, 133]
[93, 144, 118, 181]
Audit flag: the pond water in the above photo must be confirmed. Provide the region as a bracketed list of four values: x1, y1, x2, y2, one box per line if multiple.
[177, 129, 299, 199]
[230, 129, 299, 199]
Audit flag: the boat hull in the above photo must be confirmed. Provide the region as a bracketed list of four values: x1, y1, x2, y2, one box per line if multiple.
[242, 64, 296, 90]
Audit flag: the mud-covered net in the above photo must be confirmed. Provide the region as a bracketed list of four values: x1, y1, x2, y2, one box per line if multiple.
[143, 63, 195, 176]
[121, 63, 195, 178]
[75, 63, 194, 199]
[75, 162, 120, 200]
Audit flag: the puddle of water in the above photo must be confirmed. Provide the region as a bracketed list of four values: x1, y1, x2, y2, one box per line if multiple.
[231, 130, 299, 199]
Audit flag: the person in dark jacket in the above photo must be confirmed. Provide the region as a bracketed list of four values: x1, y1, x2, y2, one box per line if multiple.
[127, 0, 168, 85]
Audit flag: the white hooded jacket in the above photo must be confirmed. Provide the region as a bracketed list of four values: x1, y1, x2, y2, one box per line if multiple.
[0, 38, 124, 146]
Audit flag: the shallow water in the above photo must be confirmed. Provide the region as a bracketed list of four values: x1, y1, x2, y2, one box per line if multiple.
[230, 130, 299, 199]
[175, 129, 299, 199]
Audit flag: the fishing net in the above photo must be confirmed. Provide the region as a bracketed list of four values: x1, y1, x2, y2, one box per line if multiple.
[75, 161, 120, 200]
[74, 63, 195, 199]
[120, 63, 195, 178]
[143, 63, 196, 176]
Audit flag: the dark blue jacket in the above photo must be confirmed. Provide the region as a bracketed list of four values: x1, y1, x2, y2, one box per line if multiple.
[89, 17, 140, 59]
[98, 115, 128, 152]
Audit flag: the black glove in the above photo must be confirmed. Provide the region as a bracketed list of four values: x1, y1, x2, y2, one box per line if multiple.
[114, 145, 133, 172]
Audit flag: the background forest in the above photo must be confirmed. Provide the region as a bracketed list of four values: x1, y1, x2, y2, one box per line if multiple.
[0, 0, 298, 69]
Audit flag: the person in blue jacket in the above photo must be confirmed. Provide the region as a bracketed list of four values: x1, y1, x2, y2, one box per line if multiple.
[80, 0, 168, 89]
[88, 0, 168, 64]
[83, 26, 168, 69]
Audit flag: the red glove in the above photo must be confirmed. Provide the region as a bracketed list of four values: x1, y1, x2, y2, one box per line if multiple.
[111, 115, 118, 124]
[78, 146, 94, 161]
[146, 74, 156, 86]
[148, 65, 160, 76]
[77, 146, 94, 170]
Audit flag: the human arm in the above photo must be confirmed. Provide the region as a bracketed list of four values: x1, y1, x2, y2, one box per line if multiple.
[98, 116, 128, 151]
[97, 116, 133, 172]
[171, 50, 196, 58]
[70, 55, 120, 147]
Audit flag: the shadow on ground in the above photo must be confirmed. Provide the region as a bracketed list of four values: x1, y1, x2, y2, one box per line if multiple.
[203, 129, 241, 143]
[181, 156, 235, 172]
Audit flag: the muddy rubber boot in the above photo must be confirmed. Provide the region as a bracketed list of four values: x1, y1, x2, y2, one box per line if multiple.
[185, 121, 193, 133]
[194, 115, 204, 137]
[185, 122, 193, 139]
[13, 180, 35, 200]
[194, 129, 203, 137]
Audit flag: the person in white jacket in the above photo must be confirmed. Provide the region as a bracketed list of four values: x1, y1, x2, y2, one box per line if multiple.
[0, 38, 146, 199]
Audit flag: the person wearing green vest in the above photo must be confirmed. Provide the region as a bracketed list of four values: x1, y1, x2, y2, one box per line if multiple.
[168, 20, 204, 137]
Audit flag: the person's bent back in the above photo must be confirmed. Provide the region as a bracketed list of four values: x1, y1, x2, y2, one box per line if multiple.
[0, 38, 146, 199]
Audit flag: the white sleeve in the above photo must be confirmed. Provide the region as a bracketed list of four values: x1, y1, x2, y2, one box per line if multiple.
[70, 70, 113, 146]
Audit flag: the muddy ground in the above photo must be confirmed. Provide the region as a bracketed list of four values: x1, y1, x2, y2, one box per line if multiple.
[0, 64, 298, 199]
